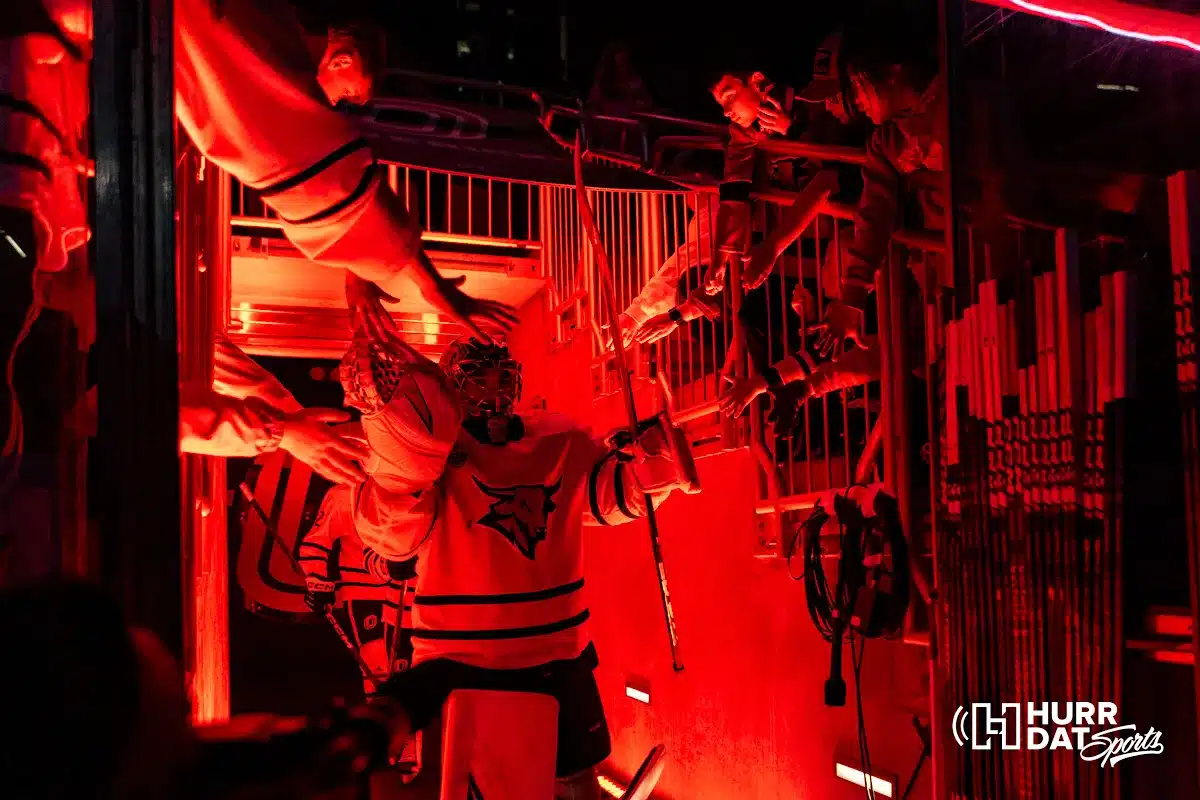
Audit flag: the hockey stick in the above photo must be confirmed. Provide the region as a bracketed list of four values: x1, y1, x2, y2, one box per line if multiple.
[237, 481, 381, 688]
[620, 743, 667, 800]
[573, 132, 684, 673]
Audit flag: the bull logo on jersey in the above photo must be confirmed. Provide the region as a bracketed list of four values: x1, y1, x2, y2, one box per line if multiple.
[471, 475, 563, 559]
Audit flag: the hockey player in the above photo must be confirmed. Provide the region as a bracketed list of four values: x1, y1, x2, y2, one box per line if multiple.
[331, 332, 696, 800]
[175, 0, 518, 345]
[173, 0, 515, 478]
[298, 468, 425, 780]
[299, 484, 416, 695]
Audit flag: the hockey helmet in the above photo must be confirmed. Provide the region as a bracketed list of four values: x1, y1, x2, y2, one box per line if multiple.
[439, 337, 522, 416]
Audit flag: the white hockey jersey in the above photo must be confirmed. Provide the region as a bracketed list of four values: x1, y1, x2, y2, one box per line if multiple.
[353, 410, 663, 671]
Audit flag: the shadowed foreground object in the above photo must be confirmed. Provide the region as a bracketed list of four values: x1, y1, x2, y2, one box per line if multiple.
[0, 581, 143, 800]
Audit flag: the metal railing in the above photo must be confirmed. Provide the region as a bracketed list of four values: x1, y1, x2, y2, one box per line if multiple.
[539, 156, 946, 544]
[379, 68, 580, 117]
[223, 137, 945, 555]
[231, 163, 541, 250]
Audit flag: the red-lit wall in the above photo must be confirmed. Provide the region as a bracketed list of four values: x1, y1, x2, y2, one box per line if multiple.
[526, 318, 931, 799]
[586, 449, 931, 799]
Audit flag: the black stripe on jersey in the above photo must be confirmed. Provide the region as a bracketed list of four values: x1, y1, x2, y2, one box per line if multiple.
[0, 150, 51, 180]
[285, 163, 377, 226]
[382, 600, 414, 612]
[258, 138, 370, 198]
[1, 94, 66, 148]
[613, 463, 638, 521]
[299, 542, 333, 554]
[298, 555, 328, 564]
[411, 610, 590, 641]
[414, 578, 585, 607]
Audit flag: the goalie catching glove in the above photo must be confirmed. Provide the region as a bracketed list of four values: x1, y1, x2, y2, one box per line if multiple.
[604, 412, 701, 496]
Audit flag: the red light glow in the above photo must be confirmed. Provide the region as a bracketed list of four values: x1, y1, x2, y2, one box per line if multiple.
[977, 0, 1200, 53]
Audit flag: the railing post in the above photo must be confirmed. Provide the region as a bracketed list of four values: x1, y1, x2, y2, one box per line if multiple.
[539, 185, 561, 343]
[720, 227, 752, 450]
[639, 192, 665, 380]
[876, 259, 896, 496]
[581, 189, 606, 392]
[933, 0, 964, 793]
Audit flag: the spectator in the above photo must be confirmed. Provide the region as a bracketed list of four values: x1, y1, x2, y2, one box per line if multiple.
[702, 33, 870, 296]
[317, 20, 388, 108]
[813, 15, 945, 358]
[610, 193, 717, 350]
[587, 43, 652, 117]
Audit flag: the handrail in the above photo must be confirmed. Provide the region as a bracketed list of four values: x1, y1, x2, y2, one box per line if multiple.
[230, 216, 541, 251]
[751, 440, 784, 553]
[753, 486, 884, 515]
[551, 288, 588, 316]
[631, 111, 728, 135]
[379, 67, 579, 115]
[540, 106, 651, 170]
[755, 138, 868, 167]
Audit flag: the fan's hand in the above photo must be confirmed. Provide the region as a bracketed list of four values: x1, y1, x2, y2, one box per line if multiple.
[280, 409, 370, 486]
[603, 312, 640, 351]
[701, 264, 726, 296]
[742, 240, 780, 291]
[718, 374, 768, 418]
[410, 257, 520, 342]
[791, 283, 816, 321]
[766, 382, 812, 436]
[811, 301, 865, 359]
[634, 313, 680, 346]
[756, 95, 791, 137]
[346, 272, 402, 346]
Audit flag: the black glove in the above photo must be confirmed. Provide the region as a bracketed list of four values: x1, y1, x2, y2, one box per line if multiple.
[766, 382, 813, 438]
[305, 580, 336, 614]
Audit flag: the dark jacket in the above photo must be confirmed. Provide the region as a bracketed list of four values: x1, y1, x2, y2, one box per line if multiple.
[839, 77, 947, 311]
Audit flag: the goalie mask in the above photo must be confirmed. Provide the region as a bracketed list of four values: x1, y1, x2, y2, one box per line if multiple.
[339, 334, 461, 493]
[440, 337, 524, 445]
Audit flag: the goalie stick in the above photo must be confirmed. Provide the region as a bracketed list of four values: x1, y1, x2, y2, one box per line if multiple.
[573, 132, 684, 673]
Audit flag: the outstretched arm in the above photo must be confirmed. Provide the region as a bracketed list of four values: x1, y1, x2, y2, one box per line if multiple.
[179, 388, 286, 460]
[180, 336, 367, 484]
[719, 337, 881, 419]
[175, 0, 515, 338]
[212, 331, 302, 415]
[622, 196, 715, 329]
[838, 128, 904, 311]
